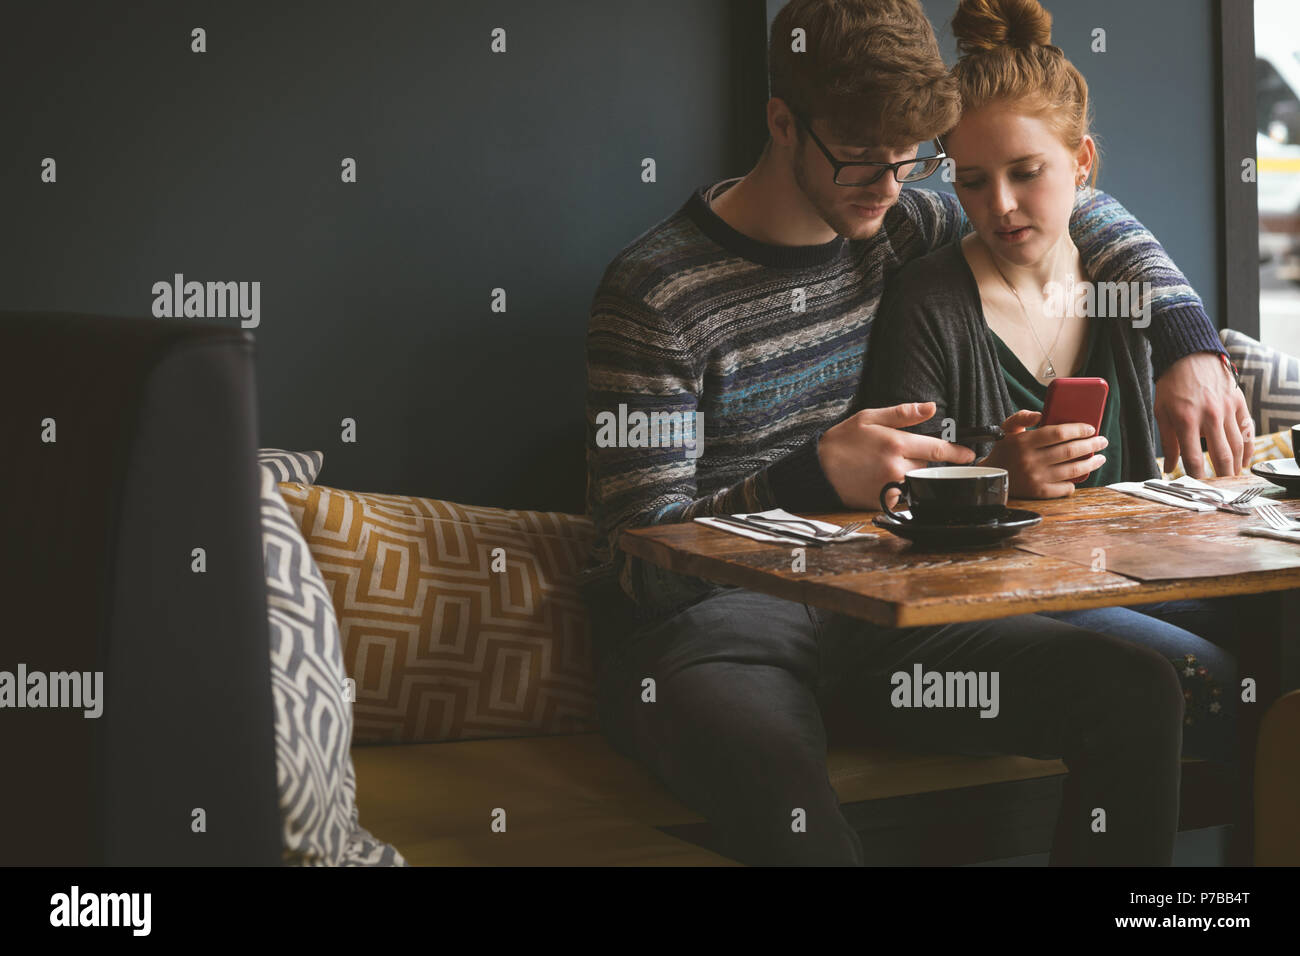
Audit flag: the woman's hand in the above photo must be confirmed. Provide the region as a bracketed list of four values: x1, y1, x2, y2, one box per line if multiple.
[980, 410, 1109, 498]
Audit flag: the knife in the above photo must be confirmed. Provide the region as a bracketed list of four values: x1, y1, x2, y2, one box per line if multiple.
[1143, 480, 1216, 502]
[710, 514, 829, 546]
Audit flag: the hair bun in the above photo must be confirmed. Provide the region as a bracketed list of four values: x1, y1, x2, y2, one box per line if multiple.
[952, 0, 1053, 56]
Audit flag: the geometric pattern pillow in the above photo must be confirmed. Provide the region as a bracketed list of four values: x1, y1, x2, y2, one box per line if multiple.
[258, 448, 325, 484]
[1158, 428, 1294, 478]
[258, 466, 405, 865]
[1252, 427, 1295, 464]
[1220, 328, 1300, 435]
[275, 483, 598, 744]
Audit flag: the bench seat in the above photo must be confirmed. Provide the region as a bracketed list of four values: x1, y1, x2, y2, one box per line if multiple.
[352, 733, 1069, 866]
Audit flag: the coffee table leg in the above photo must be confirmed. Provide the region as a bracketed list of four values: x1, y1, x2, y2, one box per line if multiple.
[1227, 590, 1287, 866]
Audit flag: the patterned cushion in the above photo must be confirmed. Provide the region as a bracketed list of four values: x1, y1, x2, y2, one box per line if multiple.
[1253, 428, 1295, 464]
[1158, 428, 1294, 478]
[258, 448, 324, 484]
[1220, 328, 1300, 435]
[259, 466, 405, 865]
[275, 483, 598, 744]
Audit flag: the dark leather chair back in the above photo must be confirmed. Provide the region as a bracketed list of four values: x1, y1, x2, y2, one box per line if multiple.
[0, 311, 281, 864]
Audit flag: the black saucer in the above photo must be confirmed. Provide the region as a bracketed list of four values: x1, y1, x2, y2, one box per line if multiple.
[1251, 459, 1300, 494]
[872, 508, 1042, 548]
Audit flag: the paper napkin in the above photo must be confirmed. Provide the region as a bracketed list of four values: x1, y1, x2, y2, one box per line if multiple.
[1108, 475, 1263, 512]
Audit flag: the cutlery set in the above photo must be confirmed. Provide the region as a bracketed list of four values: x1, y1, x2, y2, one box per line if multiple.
[711, 514, 865, 546]
[1141, 480, 1264, 514]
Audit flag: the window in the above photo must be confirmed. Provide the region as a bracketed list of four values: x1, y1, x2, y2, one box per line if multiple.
[1256, 0, 1300, 355]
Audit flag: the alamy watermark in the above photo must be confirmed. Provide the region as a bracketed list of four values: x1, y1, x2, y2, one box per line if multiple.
[1042, 279, 1152, 329]
[152, 273, 260, 328]
[891, 663, 1000, 718]
[50, 886, 150, 936]
[0, 664, 103, 718]
[594, 403, 704, 459]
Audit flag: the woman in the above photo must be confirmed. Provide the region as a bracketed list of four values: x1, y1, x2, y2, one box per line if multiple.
[860, 0, 1238, 764]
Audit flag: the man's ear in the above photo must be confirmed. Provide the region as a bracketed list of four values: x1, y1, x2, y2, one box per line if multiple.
[767, 97, 800, 149]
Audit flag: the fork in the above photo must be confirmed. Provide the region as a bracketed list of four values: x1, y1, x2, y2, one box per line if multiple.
[1256, 502, 1300, 531]
[750, 516, 866, 539]
[1177, 484, 1264, 506]
[1222, 486, 1264, 505]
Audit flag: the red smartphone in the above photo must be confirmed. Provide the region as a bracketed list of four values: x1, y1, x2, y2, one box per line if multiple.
[1039, 377, 1109, 484]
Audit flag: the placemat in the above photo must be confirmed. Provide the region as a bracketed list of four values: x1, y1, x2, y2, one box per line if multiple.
[1016, 531, 1300, 580]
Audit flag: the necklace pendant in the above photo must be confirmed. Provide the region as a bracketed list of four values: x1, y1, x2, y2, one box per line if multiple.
[1043, 361, 1058, 380]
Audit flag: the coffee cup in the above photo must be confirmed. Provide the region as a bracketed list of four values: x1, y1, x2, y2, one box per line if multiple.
[879, 466, 1010, 525]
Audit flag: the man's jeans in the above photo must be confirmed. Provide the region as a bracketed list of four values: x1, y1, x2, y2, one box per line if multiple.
[591, 586, 1187, 867]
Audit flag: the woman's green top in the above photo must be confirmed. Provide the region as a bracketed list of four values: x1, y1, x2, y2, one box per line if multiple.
[991, 317, 1124, 487]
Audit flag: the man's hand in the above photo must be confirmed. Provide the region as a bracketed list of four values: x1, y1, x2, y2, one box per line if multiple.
[1153, 352, 1253, 478]
[981, 410, 1108, 498]
[817, 402, 976, 510]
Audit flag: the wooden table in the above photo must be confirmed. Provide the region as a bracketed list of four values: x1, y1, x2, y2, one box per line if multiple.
[620, 476, 1300, 865]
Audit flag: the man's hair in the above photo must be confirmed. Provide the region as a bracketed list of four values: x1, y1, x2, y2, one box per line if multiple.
[768, 0, 960, 148]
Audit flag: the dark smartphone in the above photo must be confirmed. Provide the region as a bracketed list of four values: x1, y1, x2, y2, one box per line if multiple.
[1040, 377, 1109, 484]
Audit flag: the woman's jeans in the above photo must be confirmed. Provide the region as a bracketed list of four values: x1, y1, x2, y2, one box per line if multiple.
[590, 583, 1190, 867]
[1040, 599, 1239, 766]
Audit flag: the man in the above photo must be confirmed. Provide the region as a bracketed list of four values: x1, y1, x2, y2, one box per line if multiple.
[581, 0, 1247, 865]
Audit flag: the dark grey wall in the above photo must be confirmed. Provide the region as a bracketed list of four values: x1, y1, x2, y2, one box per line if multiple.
[766, 0, 1222, 325]
[5, 1, 1221, 514]
[3, 1, 766, 514]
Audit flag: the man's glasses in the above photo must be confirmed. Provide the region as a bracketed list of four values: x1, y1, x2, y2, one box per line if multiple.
[794, 112, 946, 186]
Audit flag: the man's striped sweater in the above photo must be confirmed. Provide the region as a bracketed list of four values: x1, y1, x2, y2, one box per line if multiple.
[581, 178, 1224, 626]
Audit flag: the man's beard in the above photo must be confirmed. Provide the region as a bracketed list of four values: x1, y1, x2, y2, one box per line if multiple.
[792, 146, 873, 240]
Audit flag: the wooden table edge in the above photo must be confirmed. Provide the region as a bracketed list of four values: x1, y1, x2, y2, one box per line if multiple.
[619, 527, 1300, 628]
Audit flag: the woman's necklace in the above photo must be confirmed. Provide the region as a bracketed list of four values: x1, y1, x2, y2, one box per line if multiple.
[986, 244, 1072, 381]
